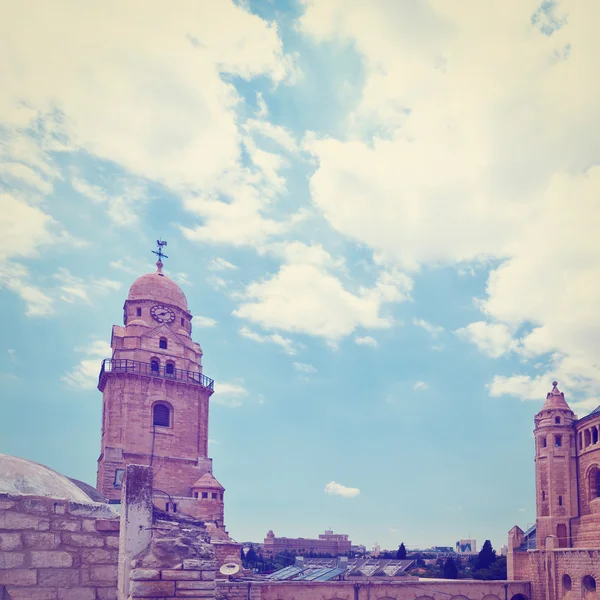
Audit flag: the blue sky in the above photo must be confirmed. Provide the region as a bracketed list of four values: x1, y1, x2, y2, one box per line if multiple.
[1, 0, 600, 552]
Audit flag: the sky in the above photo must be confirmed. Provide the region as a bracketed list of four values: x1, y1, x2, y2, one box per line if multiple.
[1, 0, 600, 552]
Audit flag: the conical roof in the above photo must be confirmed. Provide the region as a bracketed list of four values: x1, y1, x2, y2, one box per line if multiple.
[191, 472, 224, 491]
[540, 381, 572, 412]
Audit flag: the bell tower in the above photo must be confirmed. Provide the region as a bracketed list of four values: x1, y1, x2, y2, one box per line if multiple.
[534, 381, 578, 548]
[96, 242, 226, 528]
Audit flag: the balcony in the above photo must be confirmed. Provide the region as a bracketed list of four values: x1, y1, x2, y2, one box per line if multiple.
[98, 358, 214, 393]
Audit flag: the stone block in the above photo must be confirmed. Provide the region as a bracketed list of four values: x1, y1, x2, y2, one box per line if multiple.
[23, 532, 61, 549]
[162, 569, 201, 580]
[23, 498, 49, 513]
[81, 519, 96, 532]
[176, 581, 216, 590]
[89, 564, 118, 584]
[62, 533, 104, 548]
[0, 551, 26, 568]
[57, 589, 96, 600]
[201, 571, 216, 581]
[52, 519, 81, 532]
[0, 568, 37, 585]
[31, 551, 74, 568]
[174, 592, 216, 598]
[0, 532, 22, 550]
[5, 588, 59, 599]
[130, 579, 175, 597]
[95, 519, 119, 532]
[0, 511, 50, 530]
[96, 588, 118, 600]
[0, 499, 17, 509]
[130, 568, 161, 580]
[38, 568, 80, 587]
[80, 547, 117, 564]
[53, 504, 67, 515]
[105, 535, 119, 548]
[183, 559, 216, 570]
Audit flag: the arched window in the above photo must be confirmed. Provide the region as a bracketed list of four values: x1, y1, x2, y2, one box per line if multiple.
[562, 574, 572, 592]
[556, 416, 561, 424]
[151, 359, 159, 373]
[541, 437, 547, 448]
[555, 435, 562, 447]
[582, 576, 596, 600]
[136, 307, 142, 317]
[153, 403, 171, 427]
[588, 467, 600, 501]
[166, 362, 175, 376]
[159, 337, 168, 349]
[594, 429, 599, 445]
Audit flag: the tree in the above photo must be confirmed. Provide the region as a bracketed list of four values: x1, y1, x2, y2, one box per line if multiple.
[397, 543, 407, 560]
[475, 540, 496, 571]
[240, 546, 245, 561]
[443, 557, 458, 579]
[245, 544, 257, 564]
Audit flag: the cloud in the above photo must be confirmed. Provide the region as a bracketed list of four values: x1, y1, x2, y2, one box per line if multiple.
[62, 340, 112, 389]
[355, 336, 378, 347]
[172, 272, 192, 286]
[239, 326, 296, 355]
[234, 242, 411, 342]
[413, 381, 429, 391]
[413, 318, 444, 338]
[194, 316, 218, 328]
[299, 1, 600, 398]
[212, 382, 250, 408]
[293, 362, 317, 373]
[53, 268, 122, 305]
[109, 259, 139, 275]
[324, 481, 360, 498]
[455, 321, 518, 358]
[208, 257, 238, 272]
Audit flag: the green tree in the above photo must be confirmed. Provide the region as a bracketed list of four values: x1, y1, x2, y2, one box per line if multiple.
[475, 540, 496, 571]
[246, 544, 257, 564]
[397, 543, 407, 560]
[240, 546, 245, 561]
[443, 557, 458, 579]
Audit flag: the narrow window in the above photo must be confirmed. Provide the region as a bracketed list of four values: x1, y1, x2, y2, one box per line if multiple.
[153, 404, 170, 427]
[585, 429, 592, 447]
[151, 359, 159, 373]
[166, 503, 170, 512]
[166, 362, 174, 375]
[563, 574, 572, 592]
[114, 469, 125, 489]
[220, 494, 224, 501]
[136, 307, 142, 317]
[542, 491, 546, 501]
[159, 337, 168, 349]
[559, 495, 563, 506]
[212, 492, 217, 500]
[556, 435, 562, 447]
[202, 492, 208, 499]
[555, 416, 561, 424]
[542, 437, 547, 448]
[181, 317, 185, 326]
[194, 492, 198, 499]
[173, 503, 177, 513]
[594, 429, 599, 444]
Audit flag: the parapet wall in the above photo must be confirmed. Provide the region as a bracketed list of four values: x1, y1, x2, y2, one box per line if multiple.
[216, 579, 531, 600]
[0, 493, 120, 600]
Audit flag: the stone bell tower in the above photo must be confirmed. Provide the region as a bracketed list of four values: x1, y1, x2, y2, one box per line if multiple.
[96, 243, 227, 529]
[534, 381, 578, 548]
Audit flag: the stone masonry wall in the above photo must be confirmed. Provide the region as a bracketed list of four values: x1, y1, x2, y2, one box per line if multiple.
[0, 494, 120, 600]
[216, 579, 531, 600]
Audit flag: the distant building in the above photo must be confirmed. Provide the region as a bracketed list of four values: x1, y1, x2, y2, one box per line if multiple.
[371, 543, 381, 556]
[499, 544, 508, 556]
[263, 529, 351, 556]
[455, 538, 477, 554]
[351, 544, 367, 555]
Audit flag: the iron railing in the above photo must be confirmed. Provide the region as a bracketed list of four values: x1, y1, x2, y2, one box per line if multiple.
[98, 358, 214, 392]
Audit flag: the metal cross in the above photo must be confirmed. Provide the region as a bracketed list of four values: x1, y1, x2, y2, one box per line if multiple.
[151, 239, 169, 262]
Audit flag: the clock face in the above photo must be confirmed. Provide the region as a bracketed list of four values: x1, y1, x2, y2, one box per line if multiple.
[150, 304, 176, 324]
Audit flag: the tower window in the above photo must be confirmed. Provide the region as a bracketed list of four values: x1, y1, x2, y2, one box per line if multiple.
[159, 337, 168, 349]
[136, 307, 142, 317]
[166, 362, 174, 375]
[555, 416, 561, 424]
[555, 435, 562, 447]
[194, 492, 198, 499]
[172, 503, 177, 513]
[594, 429, 599, 445]
[202, 492, 208, 499]
[220, 494, 223, 501]
[113, 469, 125, 489]
[559, 495, 563, 506]
[181, 317, 185, 326]
[212, 493, 217, 500]
[542, 491, 546, 501]
[153, 403, 171, 427]
[541, 437, 547, 448]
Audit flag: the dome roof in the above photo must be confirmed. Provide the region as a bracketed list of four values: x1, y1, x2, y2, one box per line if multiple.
[128, 264, 188, 310]
[0, 454, 99, 503]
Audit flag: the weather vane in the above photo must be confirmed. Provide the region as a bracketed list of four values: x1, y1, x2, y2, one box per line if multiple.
[152, 239, 168, 262]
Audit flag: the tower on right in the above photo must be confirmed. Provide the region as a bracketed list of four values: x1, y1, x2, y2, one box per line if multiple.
[508, 382, 600, 597]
